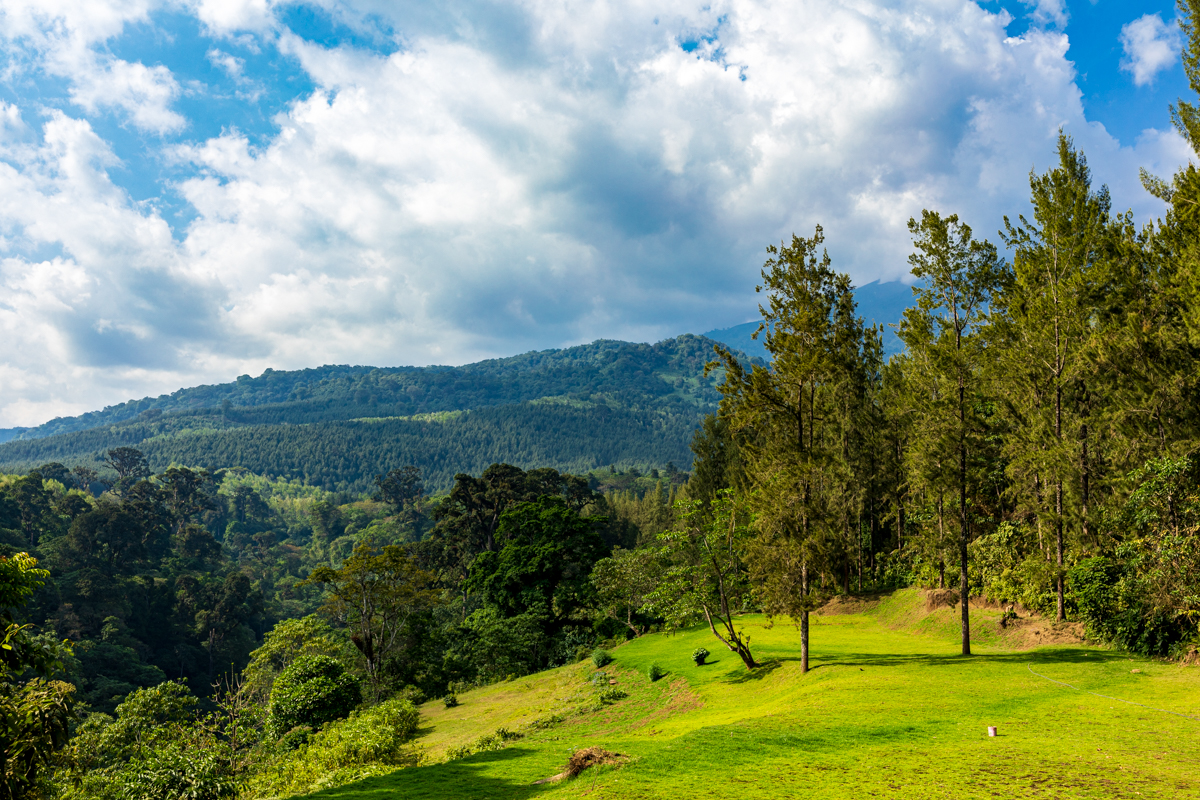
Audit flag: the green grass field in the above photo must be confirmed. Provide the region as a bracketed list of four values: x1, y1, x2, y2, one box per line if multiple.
[301, 591, 1200, 799]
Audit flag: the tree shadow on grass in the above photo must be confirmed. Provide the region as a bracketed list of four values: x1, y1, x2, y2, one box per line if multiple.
[716, 648, 1122, 682]
[803, 648, 1125, 670]
[723, 659, 785, 683]
[303, 747, 553, 800]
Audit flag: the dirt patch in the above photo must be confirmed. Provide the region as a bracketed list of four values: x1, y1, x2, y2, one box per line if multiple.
[816, 594, 883, 615]
[923, 588, 960, 611]
[1000, 616, 1086, 649]
[533, 747, 628, 784]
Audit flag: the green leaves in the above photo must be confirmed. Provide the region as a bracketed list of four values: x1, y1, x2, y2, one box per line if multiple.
[266, 655, 362, 739]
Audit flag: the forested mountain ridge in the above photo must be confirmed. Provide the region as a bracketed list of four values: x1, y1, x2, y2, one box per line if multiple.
[0, 335, 748, 491]
[2, 335, 737, 441]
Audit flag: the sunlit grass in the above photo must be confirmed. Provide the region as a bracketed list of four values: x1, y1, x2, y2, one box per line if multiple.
[300, 590, 1200, 799]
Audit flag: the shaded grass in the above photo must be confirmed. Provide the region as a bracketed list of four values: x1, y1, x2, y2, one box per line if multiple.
[299, 589, 1200, 799]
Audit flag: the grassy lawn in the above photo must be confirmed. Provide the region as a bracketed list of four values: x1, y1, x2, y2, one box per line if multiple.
[301, 590, 1200, 800]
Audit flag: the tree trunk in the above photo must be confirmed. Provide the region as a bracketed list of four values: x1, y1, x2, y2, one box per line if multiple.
[959, 393, 971, 657]
[959, 530, 971, 656]
[1055, 376, 1065, 621]
[1080, 420, 1090, 546]
[800, 561, 809, 674]
[1056, 480, 1065, 621]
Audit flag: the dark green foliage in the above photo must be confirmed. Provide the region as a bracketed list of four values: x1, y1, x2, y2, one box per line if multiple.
[0, 554, 75, 800]
[0, 403, 697, 495]
[648, 663, 665, 682]
[109, 738, 236, 800]
[465, 496, 607, 618]
[4, 336, 737, 440]
[442, 693, 458, 708]
[461, 606, 551, 681]
[590, 649, 613, 668]
[691, 647, 709, 665]
[0, 337, 755, 493]
[266, 655, 361, 738]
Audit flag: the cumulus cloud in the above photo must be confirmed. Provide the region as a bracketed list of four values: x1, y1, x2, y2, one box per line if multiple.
[0, 109, 224, 424]
[1022, 0, 1067, 29]
[0, 0, 1192, 427]
[0, 0, 185, 132]
[1120, 13, 1182, 87]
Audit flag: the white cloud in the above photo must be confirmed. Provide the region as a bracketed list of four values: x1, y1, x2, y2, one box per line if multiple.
[1022, 0, 1067, 29]
[207, 48, 245, 79]
[0, 0, 185, 133]
[69, 58, 185, 134]
[0, 110, 224, 425]
[0, 0, 1192, 427]
[1120, 13, 1182, 87]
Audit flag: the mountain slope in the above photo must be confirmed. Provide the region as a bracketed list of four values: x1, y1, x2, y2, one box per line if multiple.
[0, 335, 747, 490]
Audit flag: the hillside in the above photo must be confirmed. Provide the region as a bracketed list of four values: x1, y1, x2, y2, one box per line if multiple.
[0, 335, 746, 491]
[320, 590, 1200, 799]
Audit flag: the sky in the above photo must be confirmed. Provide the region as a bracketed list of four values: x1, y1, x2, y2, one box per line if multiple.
[0, 0, 1192, 428]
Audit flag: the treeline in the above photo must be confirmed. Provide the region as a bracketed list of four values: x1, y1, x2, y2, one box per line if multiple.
[692, 132, 1200, 666]
[3, 335, 739, 442]
[0, 402, 698, 494]
[0, 453, 687, 798]
[0, 452, 679, 713]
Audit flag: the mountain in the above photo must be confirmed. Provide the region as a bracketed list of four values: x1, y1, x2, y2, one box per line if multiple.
[0, 335, 754, 492]
[703, 279, 915, 359]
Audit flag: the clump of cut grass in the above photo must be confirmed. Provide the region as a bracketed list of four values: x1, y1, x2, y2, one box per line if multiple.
[534, 747, 627, 784]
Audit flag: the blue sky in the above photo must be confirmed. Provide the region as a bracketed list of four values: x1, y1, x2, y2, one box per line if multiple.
[0, 0, 1193, 426]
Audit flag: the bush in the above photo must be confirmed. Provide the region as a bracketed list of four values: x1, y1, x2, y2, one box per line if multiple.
[590, 648, 613, 668]
[443, 693, 458, 708]
[267, 655, 361, 738]
[691, 647, 709, 666]
[396, 685, 426, 706]
[648, 663, 665, 682]
[444, 727, 523, 762]
[110, 735, 236, 800]
[597, 687, 627, 705]
[246, 697, 419, 798]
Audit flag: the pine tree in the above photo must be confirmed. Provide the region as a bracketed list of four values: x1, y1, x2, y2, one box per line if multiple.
[997, 135, 1110, 620]
[899, 210, 1007, 655]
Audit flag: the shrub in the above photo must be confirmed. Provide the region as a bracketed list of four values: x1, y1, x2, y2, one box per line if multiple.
[246, 697, 419, 798]
[396, 685, 426, 706]
[691, 647, 709, 666]
[648, 663, 665, 682]
[590, 648, 613, 668]
[443, 693, 458, 708]
[110, 735, 236, 800]
[597, 687, 627, 705]
[443, 727, 523, 762]
[267, 655, 361, 738]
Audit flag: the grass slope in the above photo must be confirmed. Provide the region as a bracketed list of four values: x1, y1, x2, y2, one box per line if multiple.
[305, 590, 1200, 799]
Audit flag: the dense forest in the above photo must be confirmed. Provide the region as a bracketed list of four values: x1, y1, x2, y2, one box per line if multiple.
[0, 404, 697, 494]
[0, 335, 743, 442]
[0, 336, 748, 492]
